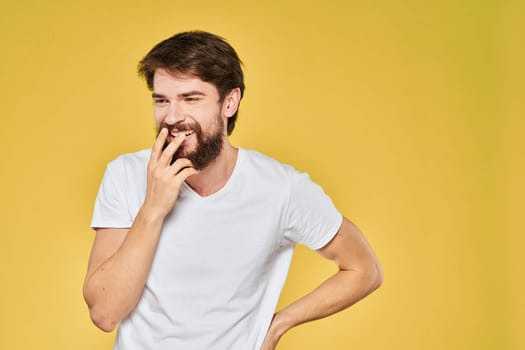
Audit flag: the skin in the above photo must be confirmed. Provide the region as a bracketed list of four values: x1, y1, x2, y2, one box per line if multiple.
[83, 69, 383, 348]
[259, 218, 383, 349]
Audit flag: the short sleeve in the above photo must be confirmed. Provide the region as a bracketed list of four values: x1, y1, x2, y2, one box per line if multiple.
[91, 158, 133, 229]
[283, 172, 343, 250]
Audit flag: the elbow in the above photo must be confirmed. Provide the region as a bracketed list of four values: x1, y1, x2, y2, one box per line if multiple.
[88, 305, 119, 333]
[371, 262, 384, 291]
[83, 287, 120, 333]
[349, 258, 383, 295]
[367, 259, 384, 292]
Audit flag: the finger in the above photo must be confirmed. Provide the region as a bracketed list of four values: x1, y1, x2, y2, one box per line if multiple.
[159, 132, 186, 166]
[151, 128, 168, 162]
[169, 158, 194, 175]
[174, 166, 199, 184]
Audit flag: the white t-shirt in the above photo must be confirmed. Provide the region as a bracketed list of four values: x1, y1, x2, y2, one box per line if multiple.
[91, 148, 342, 350]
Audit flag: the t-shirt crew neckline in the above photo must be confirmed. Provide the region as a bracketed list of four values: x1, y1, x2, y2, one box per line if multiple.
[181, 147, 244, 200]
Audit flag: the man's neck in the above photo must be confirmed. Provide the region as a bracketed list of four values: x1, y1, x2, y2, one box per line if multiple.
[185, 141, 238, 197]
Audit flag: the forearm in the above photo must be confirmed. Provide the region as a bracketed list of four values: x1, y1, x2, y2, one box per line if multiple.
[269, 264, 383, 340]
[84, 131, 198, 332]
[83, 206, 164, 331]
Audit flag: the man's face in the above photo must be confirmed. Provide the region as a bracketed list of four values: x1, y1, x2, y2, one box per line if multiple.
[153, 69, 226, 170]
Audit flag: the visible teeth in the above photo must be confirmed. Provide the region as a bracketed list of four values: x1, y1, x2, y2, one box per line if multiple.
[171, 130, 194, 137]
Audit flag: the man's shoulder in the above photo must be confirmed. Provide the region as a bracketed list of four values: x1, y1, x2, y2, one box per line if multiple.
[107, 148, 151, 168]
[102, 149, 150, 181]
[239, 148, 299, 179]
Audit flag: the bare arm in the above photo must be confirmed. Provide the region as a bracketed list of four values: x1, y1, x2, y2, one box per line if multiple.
[261, 217, 383, 349]
[83, 129, 197, 332]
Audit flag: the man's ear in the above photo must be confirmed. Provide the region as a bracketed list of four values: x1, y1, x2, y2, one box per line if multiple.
[223, 88, 241, 118]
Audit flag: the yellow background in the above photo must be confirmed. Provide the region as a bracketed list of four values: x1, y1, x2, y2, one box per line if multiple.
[1, 0, 523, 349]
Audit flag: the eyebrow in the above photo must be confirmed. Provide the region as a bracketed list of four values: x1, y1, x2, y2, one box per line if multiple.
[151, 91, 207, 98]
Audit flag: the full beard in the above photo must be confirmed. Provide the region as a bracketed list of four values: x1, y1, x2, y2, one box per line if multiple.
[159, 115, 224, 170]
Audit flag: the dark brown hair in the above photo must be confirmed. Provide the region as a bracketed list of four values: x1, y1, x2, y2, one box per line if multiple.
[138, 31, 245, 135]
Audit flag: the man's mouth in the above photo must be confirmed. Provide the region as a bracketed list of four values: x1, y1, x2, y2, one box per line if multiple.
[170, 130, 195, 138]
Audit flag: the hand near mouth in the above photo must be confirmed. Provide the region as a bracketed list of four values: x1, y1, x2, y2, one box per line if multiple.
[144, 127, 198, 218]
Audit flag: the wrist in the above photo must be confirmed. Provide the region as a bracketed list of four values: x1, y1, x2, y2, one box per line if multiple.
[268, 312, 294, 339]
[137, 203, 167, 226]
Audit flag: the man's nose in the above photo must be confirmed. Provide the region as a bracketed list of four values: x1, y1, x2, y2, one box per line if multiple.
[163, 102, 186, 125]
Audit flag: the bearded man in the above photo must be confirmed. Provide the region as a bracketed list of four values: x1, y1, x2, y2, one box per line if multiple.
[83, 31, 383, 350]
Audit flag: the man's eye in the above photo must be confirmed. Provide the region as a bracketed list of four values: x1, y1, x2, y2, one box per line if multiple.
[185, 97, 200, 102]
[153, 99, 169, 106]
